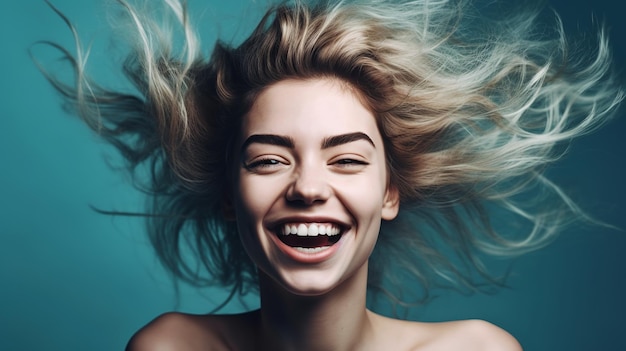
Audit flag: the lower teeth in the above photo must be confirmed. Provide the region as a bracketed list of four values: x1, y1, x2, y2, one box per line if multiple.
[294, 246, 330, 253]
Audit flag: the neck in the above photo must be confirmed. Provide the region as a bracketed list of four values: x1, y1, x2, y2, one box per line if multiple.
[257, 263, 374, 351]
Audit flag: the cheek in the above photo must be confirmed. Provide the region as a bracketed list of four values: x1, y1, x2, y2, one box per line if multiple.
[235, 185, 259, 229]
[236, 181, 259, 218]
[337, 176, 387, 219]
[234, 174, 281, 226]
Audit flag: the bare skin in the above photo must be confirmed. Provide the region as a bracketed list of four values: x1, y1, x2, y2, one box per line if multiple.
[126, 265, 522, 351]
[126, 79, 523, 351]
[127, 263, 522, 351]
[126, 311, 521, 351]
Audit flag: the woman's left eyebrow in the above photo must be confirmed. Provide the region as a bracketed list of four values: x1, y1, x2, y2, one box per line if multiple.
[321, 132, 375, 149]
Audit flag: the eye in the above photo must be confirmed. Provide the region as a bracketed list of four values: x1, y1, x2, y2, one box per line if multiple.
[330, 157, 369, 172]
[244, 157, 287, 173]
[335, 158, 368, 166]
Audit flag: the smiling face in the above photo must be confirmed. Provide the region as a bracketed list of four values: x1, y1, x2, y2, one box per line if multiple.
[233, 78, 399, 296]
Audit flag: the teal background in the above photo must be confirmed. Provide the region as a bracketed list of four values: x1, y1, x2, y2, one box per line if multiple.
[1, 1, 624, 350]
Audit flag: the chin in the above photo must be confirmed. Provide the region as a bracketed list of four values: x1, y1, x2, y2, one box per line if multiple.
[269, 267, 349, 297]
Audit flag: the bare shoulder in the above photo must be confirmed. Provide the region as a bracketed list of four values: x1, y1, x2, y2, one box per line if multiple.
[125, 312, 226, 351]
[417, 319, 522, 351]
[125, 311, 254, 351]
[443, 319, 522, 351]
[369, 313, 521, 351]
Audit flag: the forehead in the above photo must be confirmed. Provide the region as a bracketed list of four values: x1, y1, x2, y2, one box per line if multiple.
[241, 78, 380, 139]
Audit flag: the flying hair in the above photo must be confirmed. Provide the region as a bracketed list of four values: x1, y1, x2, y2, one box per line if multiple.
[34, 0, 623, 309]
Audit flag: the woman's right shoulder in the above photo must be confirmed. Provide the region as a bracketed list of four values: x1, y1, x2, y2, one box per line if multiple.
[125, 312, 233, 351]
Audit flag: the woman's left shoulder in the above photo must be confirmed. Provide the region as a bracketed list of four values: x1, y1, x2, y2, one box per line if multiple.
[444, 319, 522, 350]
[373, 314, 521, 351]
[412, 319, 522, 351]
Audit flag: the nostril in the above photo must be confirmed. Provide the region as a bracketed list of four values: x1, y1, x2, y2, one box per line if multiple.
[286, 193, 326, 206]
[285, 166, 332, 204]
[285, 181, 331, 205]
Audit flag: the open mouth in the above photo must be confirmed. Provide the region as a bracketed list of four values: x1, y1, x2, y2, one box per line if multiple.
[277, 223, 343, 251]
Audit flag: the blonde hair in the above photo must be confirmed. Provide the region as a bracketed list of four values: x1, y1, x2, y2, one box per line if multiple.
[37, 0, 622, 308]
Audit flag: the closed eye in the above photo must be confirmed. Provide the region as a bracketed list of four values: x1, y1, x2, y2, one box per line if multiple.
[330, 157, 369, 173]
[244, 157, 287, 173]
[334, 158, 368, 166]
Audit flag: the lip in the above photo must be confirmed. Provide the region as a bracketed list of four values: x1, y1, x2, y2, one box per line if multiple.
[269, 231, 345, 264]
[266, 216, 350, 264]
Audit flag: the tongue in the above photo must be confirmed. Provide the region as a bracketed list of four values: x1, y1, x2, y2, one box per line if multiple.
[279, 235, 339, 248]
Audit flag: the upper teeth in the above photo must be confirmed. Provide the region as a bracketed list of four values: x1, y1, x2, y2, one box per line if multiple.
[282, 223, 341, 236]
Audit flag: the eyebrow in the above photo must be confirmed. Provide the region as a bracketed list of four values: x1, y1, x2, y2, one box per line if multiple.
[240, 132, 375, 153]
[240, 134, 295, 153]
[321, 132, 375, 149]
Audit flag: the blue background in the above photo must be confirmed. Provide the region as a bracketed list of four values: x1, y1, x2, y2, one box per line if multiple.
[1, 1, 624, 350]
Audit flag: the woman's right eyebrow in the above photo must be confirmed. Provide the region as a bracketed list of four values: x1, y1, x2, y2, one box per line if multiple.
[240, 134, 295, 153]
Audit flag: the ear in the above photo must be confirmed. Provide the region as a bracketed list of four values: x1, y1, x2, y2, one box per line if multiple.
[381, 184, 400, 220]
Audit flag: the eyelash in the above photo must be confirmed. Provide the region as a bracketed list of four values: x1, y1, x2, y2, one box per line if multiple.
[243, 156, 369, 172]
[244, 158, 283, 170]
[333, 158, 369, 166]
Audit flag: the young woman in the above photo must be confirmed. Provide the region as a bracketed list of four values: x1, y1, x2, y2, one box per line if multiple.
[38, 0, 622, 349]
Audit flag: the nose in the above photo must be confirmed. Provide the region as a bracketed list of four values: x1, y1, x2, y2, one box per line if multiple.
[285, 163, 331, 205]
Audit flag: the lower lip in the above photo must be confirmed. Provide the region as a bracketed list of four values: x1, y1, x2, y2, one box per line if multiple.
[269, 232, 344, 264]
